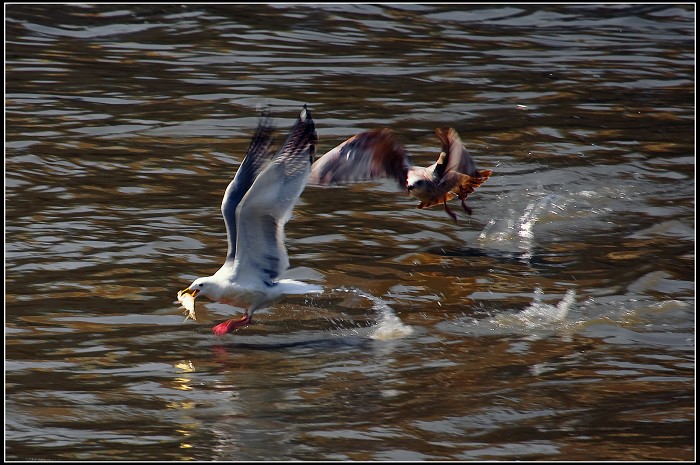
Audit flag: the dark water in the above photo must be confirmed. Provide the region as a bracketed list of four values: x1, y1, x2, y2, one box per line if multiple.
[5, 4, 695, 461]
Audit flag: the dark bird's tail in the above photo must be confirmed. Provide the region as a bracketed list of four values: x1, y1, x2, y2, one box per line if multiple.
[459, 169, 492, 196]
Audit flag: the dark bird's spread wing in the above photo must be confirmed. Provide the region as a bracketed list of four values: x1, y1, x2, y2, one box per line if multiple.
[231, 105, 317, 285]
[308, 128, 411, 190]
[434, 127, 480, 177]
[221, 109, 276, 262]
[433, 127, 492, 219]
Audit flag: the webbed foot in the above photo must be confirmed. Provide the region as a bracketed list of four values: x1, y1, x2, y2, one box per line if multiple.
[212, 314, 252, 336]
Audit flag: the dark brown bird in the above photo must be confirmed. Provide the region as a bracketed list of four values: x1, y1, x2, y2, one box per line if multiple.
[308, 127, 492, 221]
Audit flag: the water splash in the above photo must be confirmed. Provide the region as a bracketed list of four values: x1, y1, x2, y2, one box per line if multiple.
[368, 300, 415, 340]
[517, 287, 575, 327]
[518, 194, 559, 239]
[494, 287, 576, 329]
[333, 287, 414, 340]
[478, 193, 561, 259]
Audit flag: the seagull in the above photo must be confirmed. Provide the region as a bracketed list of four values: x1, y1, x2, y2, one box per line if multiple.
[177, 105, 322, 336]
[308, 127, 492, 221]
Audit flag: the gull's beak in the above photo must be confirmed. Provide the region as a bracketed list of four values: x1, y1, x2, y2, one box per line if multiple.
[180, 287, 200, 298]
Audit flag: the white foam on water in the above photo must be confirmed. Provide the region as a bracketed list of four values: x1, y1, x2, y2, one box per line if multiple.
[493, 287, 576, 330]
[438, 285, 691, 343]
[368, 302, 415, 341]
[517, 287, 576, 327]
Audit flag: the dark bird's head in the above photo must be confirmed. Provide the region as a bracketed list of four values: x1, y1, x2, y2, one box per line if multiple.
[406, 167, 435, 198]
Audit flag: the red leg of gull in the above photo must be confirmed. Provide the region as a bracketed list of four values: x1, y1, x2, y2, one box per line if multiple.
[460, 196, 473, 216]
[443, 199, 458, 223]
[212, 314, 252, 336]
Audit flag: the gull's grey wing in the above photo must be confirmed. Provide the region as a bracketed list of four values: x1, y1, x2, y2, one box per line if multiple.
[231, 105, 317, 285]
[434, 127, 480, 178]
[308, 128, 411, 190]
[221, 109, 276, 261]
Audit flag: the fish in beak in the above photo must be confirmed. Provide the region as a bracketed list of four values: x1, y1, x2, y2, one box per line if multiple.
[177, 287, 200, 322]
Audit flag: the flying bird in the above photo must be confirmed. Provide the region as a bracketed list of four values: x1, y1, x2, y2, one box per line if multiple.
[177, 105, 322, 336]
[308, 127, 492, 221]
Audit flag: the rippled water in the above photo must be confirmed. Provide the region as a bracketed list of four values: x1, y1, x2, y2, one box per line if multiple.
[5, 4, 695, 461]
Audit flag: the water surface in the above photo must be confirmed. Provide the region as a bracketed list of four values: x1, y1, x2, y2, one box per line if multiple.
[5, 4, 695, 461]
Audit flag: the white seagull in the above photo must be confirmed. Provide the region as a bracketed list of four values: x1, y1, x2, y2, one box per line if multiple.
[177, 105, 322, 336]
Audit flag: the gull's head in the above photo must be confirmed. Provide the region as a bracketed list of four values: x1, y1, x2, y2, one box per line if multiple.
[178, 277, 221, 321]
[181, 277, 213, 299]
[181, 275, 232, 301]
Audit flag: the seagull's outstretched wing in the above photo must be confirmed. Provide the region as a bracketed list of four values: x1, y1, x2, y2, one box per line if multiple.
[221, 109, 276, 261]
[231, 105, 317, 285]
[434, 127, 480, 177]
[308, 128, 411, 190]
